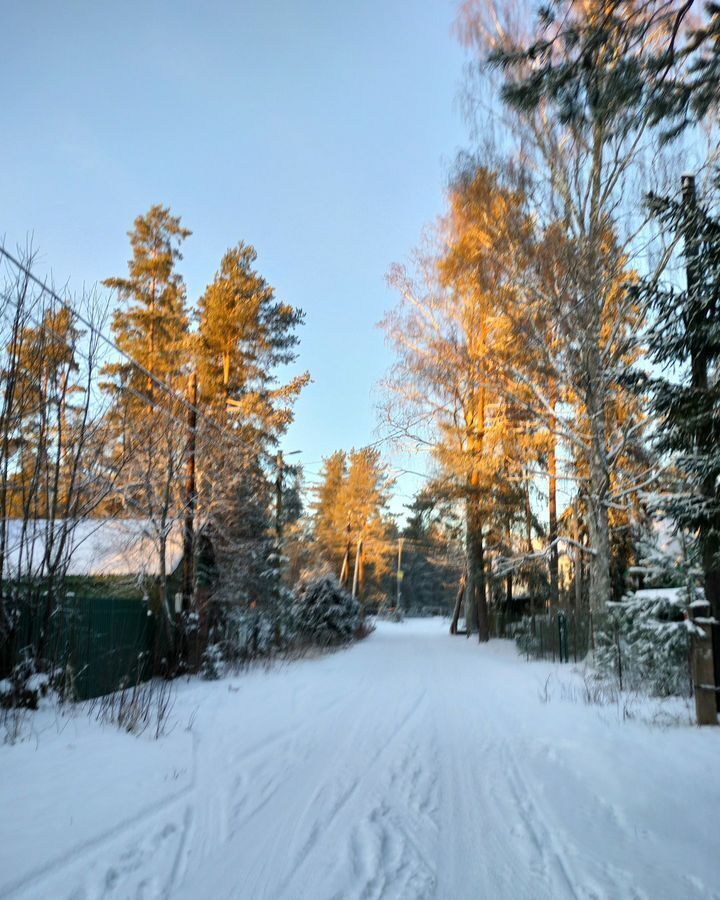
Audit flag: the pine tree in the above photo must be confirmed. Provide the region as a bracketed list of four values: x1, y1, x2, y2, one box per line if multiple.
[197, 242, 308, 443]
[102, 206, 192, 609]
[438, 165, 556, 615]
[104, 205, 191, 399]
[312, 448, 393, 605]
[647, 1, 720, 139]
[385, 166, 546, 639]
[401, 496, 463, 614]
[311, 450, 348, 572]
[454, 0, 664, 610]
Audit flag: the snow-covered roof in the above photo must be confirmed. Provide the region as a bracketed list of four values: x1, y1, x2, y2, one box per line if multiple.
[3, 518, 185, 578]
[651, 517, 685, 561]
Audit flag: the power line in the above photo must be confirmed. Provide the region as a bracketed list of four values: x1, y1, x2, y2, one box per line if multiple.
[0, 245, 238, 442]
[1, 283, 244, 456]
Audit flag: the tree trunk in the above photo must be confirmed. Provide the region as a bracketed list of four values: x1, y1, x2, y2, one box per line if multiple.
[523, 474, 533, 553]
[182, 372, 198, 612]
[586, 489, 611, 611]
[351, 537, 363, 620]
[702, 540, 720, 713]
[450, 574, 466, 635]
[159, 532, 168, 612]
[584, 347, 612, 612]
[467, 478, 489, 642]
[548, 430, 559, 606]
[573, 507, 583, 611]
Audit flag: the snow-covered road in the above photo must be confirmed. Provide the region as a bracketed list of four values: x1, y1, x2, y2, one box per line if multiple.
[2, 618, 719, 900]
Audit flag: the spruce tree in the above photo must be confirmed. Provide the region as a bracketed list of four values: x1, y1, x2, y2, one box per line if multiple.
[648, 1, 720, 139]
[196, 242, 308, 617]
[641, 173, 720, 706]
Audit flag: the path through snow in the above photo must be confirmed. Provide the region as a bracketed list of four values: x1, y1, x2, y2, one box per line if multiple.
[2, 618, 719, 899]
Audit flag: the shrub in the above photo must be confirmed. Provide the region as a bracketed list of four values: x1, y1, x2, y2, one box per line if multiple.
[291, 576, 360, 647]
[0, 653, 53, 710]
[200, 642, 224, 680]
[594, 588, 697, 697]
[510, 617, 541, 658]
[202, 604, 279, 676]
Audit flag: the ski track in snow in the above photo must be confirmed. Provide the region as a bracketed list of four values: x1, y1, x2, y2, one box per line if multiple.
[2, 618, 720, 900]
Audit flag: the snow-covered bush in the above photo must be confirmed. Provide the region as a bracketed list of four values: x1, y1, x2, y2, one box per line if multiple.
[1, 652, 61, 743]
[291, 576, 360, 647]
[203, 604, 279, 675]
[510, 617, 541, 658]
[594, 588, 697, 697]
[200, 642, 224, 680]
[0, 653, 53, 710]
[199, 579, 363, 675]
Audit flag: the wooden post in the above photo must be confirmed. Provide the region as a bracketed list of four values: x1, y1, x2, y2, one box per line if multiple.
[690, 598, 718, 725]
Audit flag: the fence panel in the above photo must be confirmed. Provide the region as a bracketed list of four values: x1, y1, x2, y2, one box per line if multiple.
[506, 608, 598, 664]
[67, 597, 156, 701]
[1, 595, 156, 701]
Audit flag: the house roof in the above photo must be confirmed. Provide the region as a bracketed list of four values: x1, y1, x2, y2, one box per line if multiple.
[3, 518, 185, 578]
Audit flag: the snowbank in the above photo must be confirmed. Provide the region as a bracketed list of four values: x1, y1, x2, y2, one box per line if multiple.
[1, 618, 718, 899]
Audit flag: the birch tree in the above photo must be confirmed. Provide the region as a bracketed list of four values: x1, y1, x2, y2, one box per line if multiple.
[383, 172, 535, 638]
[454, 0, 672, 609]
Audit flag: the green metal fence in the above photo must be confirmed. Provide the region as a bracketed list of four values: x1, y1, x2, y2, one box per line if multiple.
[505, 608, 597, 664]
[2, 595, 156, 701]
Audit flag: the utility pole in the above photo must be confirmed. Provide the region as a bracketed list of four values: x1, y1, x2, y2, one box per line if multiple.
[181, 370, 197, 611]
[396, 537, 404, 610]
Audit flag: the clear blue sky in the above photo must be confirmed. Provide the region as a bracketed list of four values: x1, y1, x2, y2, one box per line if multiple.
[2, 0, 469, 510]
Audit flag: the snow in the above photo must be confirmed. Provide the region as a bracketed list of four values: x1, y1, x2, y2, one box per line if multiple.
[2, 518, 184, 578]
[632, 587, 686, 602]
[1, 618, 719, 900]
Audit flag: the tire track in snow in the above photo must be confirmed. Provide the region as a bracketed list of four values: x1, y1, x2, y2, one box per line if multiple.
[2, 690, 331, 900]
[8, 671, 372, 900]
[169, 670, 377, 899]
[500, 747, 584, 900]
[342, 726, 441, 900]
[5, 800, 194, 900]
[265, 684, 432, 899]
[1, 732, 199, 900]
[498, 731, 647, 900]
